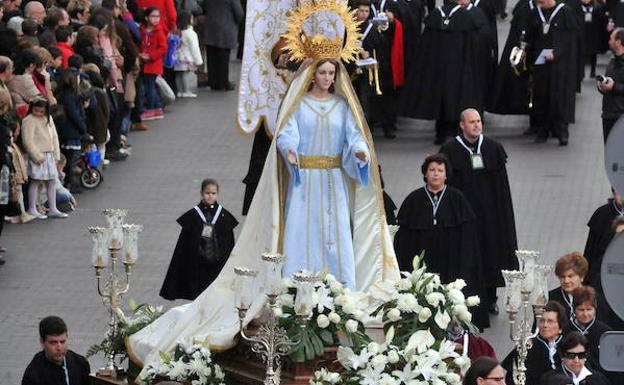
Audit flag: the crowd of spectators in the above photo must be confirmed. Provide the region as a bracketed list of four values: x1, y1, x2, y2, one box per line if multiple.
[0, 0, 228, 265]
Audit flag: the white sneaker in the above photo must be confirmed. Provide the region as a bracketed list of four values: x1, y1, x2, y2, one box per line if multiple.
[182, 92, 198, 98]
[48, 211, 68, 218]
[103, 159, 111, 165]
[28, 211, 47, 220]
[176, 92, 183, 98]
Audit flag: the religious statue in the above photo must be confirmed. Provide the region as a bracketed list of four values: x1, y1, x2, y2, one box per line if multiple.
[127, 0, 400, 373]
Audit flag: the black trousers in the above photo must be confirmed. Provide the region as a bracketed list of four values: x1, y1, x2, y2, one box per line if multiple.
[602, 117, 618, 143]
[532, 65, 569, 140]
[205, 45, 231, 90]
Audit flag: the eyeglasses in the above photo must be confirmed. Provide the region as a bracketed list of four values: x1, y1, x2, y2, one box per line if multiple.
[483, 377, 505, 383]
[563, 351, 587, 360]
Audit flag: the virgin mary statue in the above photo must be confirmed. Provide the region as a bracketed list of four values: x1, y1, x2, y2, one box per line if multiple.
[128, 0, 400, 370]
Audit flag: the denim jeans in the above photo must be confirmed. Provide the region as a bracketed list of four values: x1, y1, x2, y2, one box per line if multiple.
[141, 73, 161, 109]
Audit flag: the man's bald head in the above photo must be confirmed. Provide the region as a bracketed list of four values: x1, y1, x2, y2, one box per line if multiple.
[459, 108, 483, 142]
[24, 1, 46, 24]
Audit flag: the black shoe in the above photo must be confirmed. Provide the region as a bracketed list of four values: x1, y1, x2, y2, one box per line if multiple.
[534, 136, 548, 143]
[523, 127, 537, 136]
[384, 131, 396, 139]
[559, 137, 569, 146]
[433, 137, 445, 145]
[488, 303, 499, 315]
[108, 151, 128, 161]
[225, 82, 236, 91]
[0, 256, 5, 265]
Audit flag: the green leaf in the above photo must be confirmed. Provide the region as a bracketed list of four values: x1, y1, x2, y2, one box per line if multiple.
[310, 332, 324, 356]
[319, 330, 334, 345]
[128, 298, 139, 312]
[159, 350, 171, 363]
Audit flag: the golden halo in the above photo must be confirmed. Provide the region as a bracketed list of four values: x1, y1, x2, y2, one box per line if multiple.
[282, 0, 362, 63]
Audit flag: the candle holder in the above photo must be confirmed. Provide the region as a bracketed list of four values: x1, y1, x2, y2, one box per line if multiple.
[90, 210, 142, 378]
[235, 259, 313, 385]
[503, 250, 551, 385]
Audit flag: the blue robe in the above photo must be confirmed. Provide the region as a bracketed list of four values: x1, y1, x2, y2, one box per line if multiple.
[277, 94, 369, 288]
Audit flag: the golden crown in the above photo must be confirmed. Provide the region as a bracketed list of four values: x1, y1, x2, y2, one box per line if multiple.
[282, 0, 362, 62]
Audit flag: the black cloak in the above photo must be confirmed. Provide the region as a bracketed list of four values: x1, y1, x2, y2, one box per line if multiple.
[579, 3, 609, 56]
[468, 5, 497, 112]
[543, 365, 613, 385]
[388, 0, 425, 72]
[394, 186, 489, 329]
[488, 0, 535, 115]
[526, 2, 580, 124]
[570, 317, 623, 384]
[160, 202, 238, 301]
[400, 4, 483, 121]
[583, 199, 622, 292]
[242, 126, 272, 215]
[439, 136, 519, 288]
[502, 335, 563, 385]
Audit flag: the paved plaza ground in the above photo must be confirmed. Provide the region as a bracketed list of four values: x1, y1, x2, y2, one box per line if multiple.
[0, 17, 614, 385]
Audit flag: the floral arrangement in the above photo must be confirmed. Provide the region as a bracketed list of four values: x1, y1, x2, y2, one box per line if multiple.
[87, 299, 164, 364]
[276, 273, 371, 362]
[373, 255, 480, 343]
[307, 255, 478, 385]
[138, 343, 226, 385]
[313, 326, 470, 385]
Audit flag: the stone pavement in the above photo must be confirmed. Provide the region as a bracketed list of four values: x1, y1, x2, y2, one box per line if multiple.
[0, 22, 613, 385]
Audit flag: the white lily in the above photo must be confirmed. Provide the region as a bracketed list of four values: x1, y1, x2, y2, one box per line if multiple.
[434, 310, 451, 329]
[406, 329, 435, 354]
[315, 285, 334, 313]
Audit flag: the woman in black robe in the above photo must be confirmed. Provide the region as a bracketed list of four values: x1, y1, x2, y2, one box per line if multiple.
[543, 332, 612, 385]
[394, 154, 489, 329]
[160, 179, 238, 301]
[571, 286, 623, 384]
[579, 0, 609, 78]
[503, 301, 568, 385]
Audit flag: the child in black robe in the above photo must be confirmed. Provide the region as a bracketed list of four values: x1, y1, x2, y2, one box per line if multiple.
[160, 178, 238, 301]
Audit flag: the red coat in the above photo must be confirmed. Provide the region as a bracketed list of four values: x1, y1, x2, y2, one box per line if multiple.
[136, 0, 177, 35]
[56, 42, 75, 68]
[140, 24, 167, 75]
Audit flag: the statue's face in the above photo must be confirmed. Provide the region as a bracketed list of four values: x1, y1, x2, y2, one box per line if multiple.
[312, 61, 336, 92]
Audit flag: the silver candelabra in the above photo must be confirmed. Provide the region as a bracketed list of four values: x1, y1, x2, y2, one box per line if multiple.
[90, 209, 142, 377]
[234, 254, 314, 385]
[503, 250, 552, 385]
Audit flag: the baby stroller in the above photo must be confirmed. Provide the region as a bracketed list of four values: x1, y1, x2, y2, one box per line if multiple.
[78, 142, 103, 189]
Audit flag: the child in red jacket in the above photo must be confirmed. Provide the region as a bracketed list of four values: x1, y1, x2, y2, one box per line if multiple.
[139, 6, 167, 120]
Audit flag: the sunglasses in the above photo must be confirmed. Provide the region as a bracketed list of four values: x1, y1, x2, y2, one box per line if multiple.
[563, 351, 587, 359]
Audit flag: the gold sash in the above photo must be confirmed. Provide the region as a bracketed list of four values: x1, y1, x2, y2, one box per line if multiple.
[299, 155, 341, 169]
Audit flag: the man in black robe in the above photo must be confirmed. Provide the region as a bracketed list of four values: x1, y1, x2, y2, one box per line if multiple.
[439, 108, 518, 315]
[394, 154, 489, 329]
[400, 0, 484, 144]
[583, 189, 623, 292]
[386, 0, 425, 73]
[160, 197, 239, 301]
[489, 0, 535, 117]
[22, 316, 90, 385]
[526, 0, 579, 146]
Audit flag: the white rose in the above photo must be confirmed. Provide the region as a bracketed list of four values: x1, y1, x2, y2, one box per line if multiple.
[459, 310, 472, 323]
[371, 354, 388, 367]
[397, 278, 413, 291]
[387, 350, 400, 364]
[452, 304, 468, 316]
[466, 295, 481, 307]
[453, 355, 471, 369]
[317, 314, 330, 329]
[330, 282, 344, 294]
[325, 273, 337, 283]
[328, 312, 341, 324]
[418, 307, 432, 323]
[328, 372, 341, 383]
[342, 303, 357, 315]
[434, 310, 451, 329]
[387, 308, 401, 322]
[443, 373, 461, 384]
[447, 289, 465, 305]
[448, 279, 467, 290]
[345, 319, 359, 333]
[368, 342, 381, 355]
[425, 292, 446, 307]
[334, 295, 346, 306]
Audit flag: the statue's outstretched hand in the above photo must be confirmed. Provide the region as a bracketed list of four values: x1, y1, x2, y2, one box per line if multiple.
[287, 149, 298, 166]
[355, 150, 368, 163]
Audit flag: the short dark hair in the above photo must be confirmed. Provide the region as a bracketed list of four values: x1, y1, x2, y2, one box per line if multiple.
[21, 18, 39, 36]
[13, 48, 43, 75]
[572, 286, 597, 309]
[201, 178, 219, 192]
[55, 25, 73, 42]
[47, 45, 62, 59]
[558, 331, 588, 358]
[462, 357, 501, 385]
[421, 153, 451, 183]
[355, 0, 371, 7]
[68, 53, 84, 69]
[39, 316, 67, 340]
[101, 0, 119, 10]
[543, 300, 569, 332]
[614, 28, 624, 45]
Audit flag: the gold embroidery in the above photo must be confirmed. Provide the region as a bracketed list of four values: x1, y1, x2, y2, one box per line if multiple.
[299, 155, 341, 169]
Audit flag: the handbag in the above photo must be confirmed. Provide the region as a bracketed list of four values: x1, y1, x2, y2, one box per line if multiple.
[156, 75, 175, 105]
